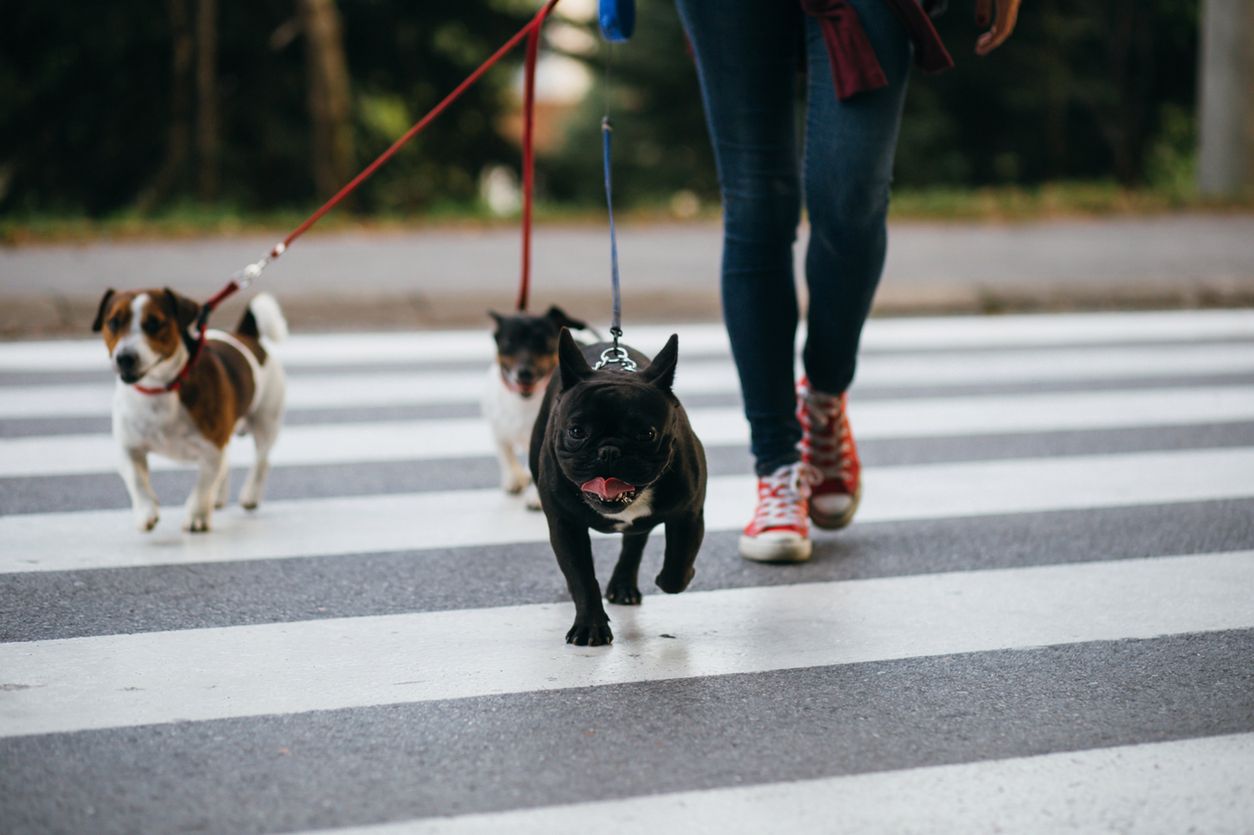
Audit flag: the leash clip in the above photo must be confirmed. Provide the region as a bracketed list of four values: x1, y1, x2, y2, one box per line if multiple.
[593, 345, 637, 373]
[232, 241, 286, 290]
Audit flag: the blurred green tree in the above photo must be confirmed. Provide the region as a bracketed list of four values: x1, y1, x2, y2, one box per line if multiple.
[0, 0, 530, 215]
[0, 0, 1203, 217]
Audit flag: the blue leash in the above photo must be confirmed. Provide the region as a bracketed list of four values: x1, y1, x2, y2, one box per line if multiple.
[599, 0, 633, 356]
[602, 112, 622, 345]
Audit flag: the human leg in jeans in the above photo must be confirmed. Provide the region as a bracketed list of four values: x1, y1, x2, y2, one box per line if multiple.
[675, 0, 911, 561]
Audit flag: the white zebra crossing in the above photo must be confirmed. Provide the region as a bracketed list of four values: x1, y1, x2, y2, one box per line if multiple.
[3, 342, 1252, 419]
[3, 447, 1252, 574]
[1, 551, 1249, 738]
[1, 310, 1251, 832]
[4, 384, 1252, 478]
[2, 310, 1250, 373]
[312, 733, 1254, 835]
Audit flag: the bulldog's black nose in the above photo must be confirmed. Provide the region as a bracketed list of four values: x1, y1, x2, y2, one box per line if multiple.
[597, 445, 620, 463]
[516, 367, 537, 385]
[115, 350, 138, 373]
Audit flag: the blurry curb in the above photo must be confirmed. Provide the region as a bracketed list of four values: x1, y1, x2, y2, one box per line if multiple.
[3, 280, 1253, 340]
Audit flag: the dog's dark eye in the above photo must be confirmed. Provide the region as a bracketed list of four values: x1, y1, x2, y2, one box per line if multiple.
[142, 317, 162, 335]
[638, 428, 657, 442]
[567, 426, 586, 440]
[107, 315, 123, 331]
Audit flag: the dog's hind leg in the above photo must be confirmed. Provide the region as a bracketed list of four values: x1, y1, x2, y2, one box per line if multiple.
[240, 366, 284, 511]
[240, 418, 278, 511]
[656, 511, 703, 594]
[606, 530, 649, 605]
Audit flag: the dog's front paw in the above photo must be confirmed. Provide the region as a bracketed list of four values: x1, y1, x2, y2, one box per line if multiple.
[605, 576, 642, 606]
[523, 484, 542, 511]
[566, 617, 613, 646]
[183, 512, 211, 533]
[134, 506, 160, 532]
[655, 565, 695, 595]
[502, 470, 531, 495]
[239, 481, 261, 511]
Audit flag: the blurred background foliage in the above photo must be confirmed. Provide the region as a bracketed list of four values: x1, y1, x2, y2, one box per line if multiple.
[0, 0, 1204, 224]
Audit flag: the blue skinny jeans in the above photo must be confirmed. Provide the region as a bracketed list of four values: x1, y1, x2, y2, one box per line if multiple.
[675, 0, 912, 475]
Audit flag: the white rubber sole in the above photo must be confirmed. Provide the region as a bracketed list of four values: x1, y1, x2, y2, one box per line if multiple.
[810, 485, 862, 531]
[738, 531, 813, 563]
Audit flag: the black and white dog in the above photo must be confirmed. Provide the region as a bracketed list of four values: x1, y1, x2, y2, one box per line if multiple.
[529, 329, 707, 646]
[481, 306, 586, 509]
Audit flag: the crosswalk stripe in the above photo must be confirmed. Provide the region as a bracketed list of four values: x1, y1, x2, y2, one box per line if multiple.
[2, 310, 1250, 374]
[306, 732, 1254, 835]
[2, 446, 1252, 575]
[4, 385, 1252, 478]
[3, 342, 1252, 419]
[0, 550, 1249, 738]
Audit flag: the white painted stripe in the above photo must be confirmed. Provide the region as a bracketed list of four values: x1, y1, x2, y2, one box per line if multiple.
[314, 733, 1254, 835]
[2, 310, 1250, 373]
[5, 385, 1254, 478]
[2, 447, 1252, 575]
[4, 342, 1254, 419]
[0, 551, 1250, 737]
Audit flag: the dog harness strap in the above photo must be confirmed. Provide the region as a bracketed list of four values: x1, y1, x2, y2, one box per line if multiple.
[132, 280, 241, 396]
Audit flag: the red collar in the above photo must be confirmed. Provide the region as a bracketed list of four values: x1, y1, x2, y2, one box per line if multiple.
[132, 331, 206, 396]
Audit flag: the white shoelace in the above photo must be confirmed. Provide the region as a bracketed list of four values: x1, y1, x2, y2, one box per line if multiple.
[751, 462, 821, 531]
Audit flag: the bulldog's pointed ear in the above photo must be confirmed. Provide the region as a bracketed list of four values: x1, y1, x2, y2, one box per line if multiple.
[163, 288, 201, 332]
[545, 304, 588, 333]
[558, 328, 593, 389]
[91, 288, 116, 333]
[642, 333, 678, 390]
[488, 310, 505, 330]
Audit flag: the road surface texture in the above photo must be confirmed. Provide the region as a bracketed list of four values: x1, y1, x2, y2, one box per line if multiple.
[2, 214, 1253, 337]
[1, 310, 1253, 833]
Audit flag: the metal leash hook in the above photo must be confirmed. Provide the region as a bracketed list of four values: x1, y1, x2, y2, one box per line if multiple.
[593, 342, 637, 372]
[231, 241, 287, 291]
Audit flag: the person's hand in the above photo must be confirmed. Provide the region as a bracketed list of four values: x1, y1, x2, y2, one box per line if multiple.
[974, 0, 1022, 55]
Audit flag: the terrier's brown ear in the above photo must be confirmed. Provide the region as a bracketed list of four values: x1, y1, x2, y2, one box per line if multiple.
[91, 288, 117, 333]
[163, 288, 201, 333]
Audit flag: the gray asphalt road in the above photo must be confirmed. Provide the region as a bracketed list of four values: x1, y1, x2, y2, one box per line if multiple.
[3, 214, 1253, 336]
[2, 311, 1253, 833]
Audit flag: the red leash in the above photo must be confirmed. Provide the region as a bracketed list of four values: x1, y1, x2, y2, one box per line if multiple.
[518, 3, 556, 312]
[137, 1, 559, 394]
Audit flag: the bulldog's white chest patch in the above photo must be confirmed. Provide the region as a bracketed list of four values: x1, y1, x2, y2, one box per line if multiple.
[599, 487, 654, 532]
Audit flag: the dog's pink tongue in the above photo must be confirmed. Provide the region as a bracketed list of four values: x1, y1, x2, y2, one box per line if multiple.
[580, 477, 635, 500]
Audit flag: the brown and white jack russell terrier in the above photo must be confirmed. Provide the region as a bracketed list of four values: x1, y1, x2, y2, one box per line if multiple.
[92, 287, 287, 533]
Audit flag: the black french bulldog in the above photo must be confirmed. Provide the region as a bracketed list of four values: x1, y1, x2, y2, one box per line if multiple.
[529, 329, 707, 646]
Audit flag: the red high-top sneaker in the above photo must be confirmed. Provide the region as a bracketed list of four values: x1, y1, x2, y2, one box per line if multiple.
[739, 461, 821, 562]
[797, 377, 862, 530]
